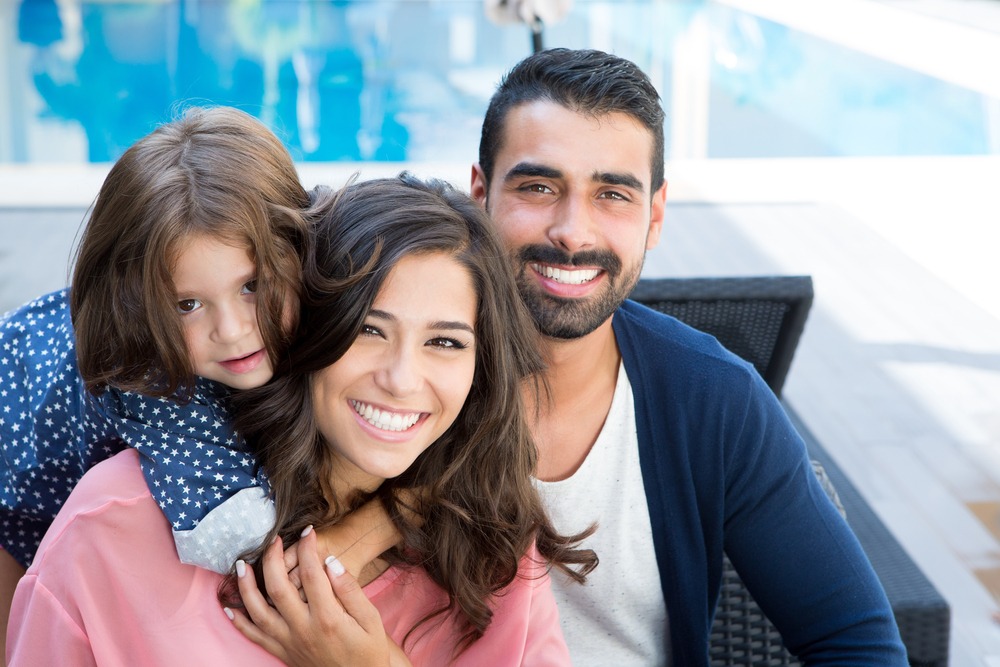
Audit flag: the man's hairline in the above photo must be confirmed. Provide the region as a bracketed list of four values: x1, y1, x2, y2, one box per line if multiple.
[486, 100, 662, 202]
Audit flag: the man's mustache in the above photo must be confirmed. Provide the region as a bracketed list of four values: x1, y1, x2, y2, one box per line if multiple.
[516, 245, 622, 278]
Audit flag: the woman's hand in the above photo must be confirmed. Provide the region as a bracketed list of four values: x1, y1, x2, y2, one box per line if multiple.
[227, 527, 410, 667]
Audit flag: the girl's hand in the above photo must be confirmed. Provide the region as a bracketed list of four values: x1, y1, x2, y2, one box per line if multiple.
[227, 527, 410, 667]
[284, 497, 406, 587]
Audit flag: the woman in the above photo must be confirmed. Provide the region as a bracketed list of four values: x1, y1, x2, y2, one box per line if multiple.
[7, 174, 595, 666]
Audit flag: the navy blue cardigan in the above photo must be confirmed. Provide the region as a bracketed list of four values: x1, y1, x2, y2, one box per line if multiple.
[613, 300, 907, 665]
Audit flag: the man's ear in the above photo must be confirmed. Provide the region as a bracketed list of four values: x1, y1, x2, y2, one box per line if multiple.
[646, 179, 667, 251]
[470, 163, 488, 206]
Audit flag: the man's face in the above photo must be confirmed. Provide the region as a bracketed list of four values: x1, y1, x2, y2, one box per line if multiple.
[471, 100, 666, 340]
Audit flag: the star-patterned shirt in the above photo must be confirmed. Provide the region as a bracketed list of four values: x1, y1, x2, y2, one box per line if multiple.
[1, 290, 271, 570]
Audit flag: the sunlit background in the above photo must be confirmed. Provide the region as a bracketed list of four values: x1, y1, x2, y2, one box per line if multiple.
[2, 0, 997, 164]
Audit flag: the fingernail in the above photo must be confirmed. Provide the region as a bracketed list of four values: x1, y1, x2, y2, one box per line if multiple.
[224, 607, 235, 621]
[325, 555, 346, 577]
[236, 560, 247, 578]
[301, 525, 313, 538]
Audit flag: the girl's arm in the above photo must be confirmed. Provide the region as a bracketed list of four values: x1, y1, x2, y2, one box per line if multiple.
[295, 498, 403, 585]
[103, 383, 402, 576]
[99, 383, 272, 572]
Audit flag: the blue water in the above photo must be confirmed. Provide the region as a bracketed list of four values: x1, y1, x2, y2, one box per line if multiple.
[3, 0, 996, 164]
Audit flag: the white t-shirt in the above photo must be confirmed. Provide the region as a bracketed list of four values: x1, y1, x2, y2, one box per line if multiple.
[534, 362, 668, 665]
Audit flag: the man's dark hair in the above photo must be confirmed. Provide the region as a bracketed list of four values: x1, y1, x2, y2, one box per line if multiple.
[479, 48, 666, 195]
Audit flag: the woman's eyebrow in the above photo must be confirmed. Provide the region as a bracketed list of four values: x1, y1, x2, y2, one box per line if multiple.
[369, 310, 475, 335]
[430, 320, 475, 335]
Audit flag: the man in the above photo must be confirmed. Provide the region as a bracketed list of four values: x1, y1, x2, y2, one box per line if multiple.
[470, 48, 906, 665]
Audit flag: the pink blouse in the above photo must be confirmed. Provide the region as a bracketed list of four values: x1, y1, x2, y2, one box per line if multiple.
[7, 449, 570, 666]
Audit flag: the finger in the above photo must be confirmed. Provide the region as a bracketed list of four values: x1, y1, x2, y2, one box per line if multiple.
[235, 557, 289, 640]
[324, 555, 384, 634]
[288, 566, 303, 593]
[262, 535, 307, 618]
[225, 606, 290, 663]
[283, 536, 300, 574]
[296, 527, 345, 620]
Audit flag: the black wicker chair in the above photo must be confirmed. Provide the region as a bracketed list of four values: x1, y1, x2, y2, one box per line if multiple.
[629, 275, 950, 667]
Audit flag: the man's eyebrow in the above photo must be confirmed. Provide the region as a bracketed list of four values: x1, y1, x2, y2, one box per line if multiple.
[504, 162, 563, 182]
[369, 310, 475, 335]
[595, 171, 645, 193]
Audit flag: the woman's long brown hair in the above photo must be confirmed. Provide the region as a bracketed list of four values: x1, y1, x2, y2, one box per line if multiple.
[225, 174, 596, 652]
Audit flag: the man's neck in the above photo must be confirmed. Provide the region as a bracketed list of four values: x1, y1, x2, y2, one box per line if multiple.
[529, 318, 622, 481]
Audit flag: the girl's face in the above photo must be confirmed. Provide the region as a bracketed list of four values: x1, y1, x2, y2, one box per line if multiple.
[172, 234, 274, 390]
[310, 252, 478, 494]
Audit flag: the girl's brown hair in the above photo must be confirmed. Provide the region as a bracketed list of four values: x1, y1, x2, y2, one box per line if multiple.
[227, 173, 596, 650]
[70, 106, 311, 398]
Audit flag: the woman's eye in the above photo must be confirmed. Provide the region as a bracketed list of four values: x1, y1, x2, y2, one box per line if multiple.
[360, 324, 383, 337]
[177, 298, 202, 314]
[241, 279, 258, 295]
[429, 337, 468, 350]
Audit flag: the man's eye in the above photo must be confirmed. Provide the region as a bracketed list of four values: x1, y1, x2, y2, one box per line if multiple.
[177, 298, 201, 314]
[520, 183, 553, 194]
[241, 280, 258, 295]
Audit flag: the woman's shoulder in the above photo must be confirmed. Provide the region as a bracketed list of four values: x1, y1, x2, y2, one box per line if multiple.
[28, 450, 158, 567]
[64, 449, 148, 505]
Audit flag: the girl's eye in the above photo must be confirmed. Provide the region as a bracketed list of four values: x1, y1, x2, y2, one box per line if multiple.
[428, 337, 469, 350]
[241, 279, 258, 295]
[177, 298, 202, 314]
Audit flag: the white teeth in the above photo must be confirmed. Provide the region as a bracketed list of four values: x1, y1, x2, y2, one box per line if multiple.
[531, 263, 600, 285]
[351, 400, 420, 432]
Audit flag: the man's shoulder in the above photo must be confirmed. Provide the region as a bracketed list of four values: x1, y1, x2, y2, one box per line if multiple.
[614, 299, 740, 363]
[613, 299, 759, 396]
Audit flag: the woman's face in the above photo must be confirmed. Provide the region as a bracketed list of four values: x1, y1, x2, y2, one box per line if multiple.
[311, 251, 478, 494]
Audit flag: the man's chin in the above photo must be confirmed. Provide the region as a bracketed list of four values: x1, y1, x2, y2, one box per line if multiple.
[532, 305, 610, 340]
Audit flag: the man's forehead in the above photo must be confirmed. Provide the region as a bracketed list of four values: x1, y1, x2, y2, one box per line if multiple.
[495, 101, 655, 187]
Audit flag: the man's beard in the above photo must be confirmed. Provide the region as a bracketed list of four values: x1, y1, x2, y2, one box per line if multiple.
[514, 245, 642, 340]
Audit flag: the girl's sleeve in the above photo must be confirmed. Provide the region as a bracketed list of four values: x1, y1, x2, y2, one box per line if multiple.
[97, 384, 275, 573]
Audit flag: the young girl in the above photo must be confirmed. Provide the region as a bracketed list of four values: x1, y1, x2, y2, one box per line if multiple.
[7, 174, 596, 665]
[0, 108, 390, 649]
[0, 106, 307, 570]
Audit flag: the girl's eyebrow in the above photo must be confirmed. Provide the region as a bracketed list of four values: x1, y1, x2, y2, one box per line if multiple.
[368, 310, 475, 335]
